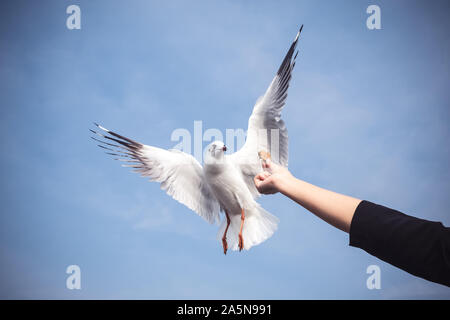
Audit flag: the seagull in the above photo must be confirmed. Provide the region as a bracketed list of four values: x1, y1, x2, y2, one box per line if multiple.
[91, 25, 303, 253]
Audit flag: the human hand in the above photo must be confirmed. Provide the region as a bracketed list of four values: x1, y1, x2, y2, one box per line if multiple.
[254, 158, 294, 194]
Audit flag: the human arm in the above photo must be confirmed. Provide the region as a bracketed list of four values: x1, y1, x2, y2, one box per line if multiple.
[253, 159, 450, 287]
[253, 159, 361, 233]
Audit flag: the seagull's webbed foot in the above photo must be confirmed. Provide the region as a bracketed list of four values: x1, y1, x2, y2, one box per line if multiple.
[222, 237, 228, 255]
[238, 234, 244, 251]
[222, 211, 231, 255]
[238, 208, 245, 251]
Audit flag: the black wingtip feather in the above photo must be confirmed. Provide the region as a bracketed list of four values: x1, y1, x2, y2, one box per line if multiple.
[276, 25, 303, 76]
[95, 123, 142, 147]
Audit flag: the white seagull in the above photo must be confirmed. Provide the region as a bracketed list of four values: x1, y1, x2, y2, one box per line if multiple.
[91, 26, 303, 253]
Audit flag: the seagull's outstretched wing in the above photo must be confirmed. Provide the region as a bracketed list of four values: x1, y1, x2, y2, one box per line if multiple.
[230, 26, 302, 197]
[91, 124, 220, 224]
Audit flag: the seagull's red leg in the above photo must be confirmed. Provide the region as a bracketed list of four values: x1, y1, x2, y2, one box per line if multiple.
[222, 211, 231, 255]
[238, 208, 245, 251]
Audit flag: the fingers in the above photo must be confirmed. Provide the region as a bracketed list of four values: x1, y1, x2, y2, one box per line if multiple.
[263, 158, 276, 173]
[255, 171, 270, 179]
[254, 172, 270, 186]
[254, 171, 275, 194]
[264, 158, 274, 167]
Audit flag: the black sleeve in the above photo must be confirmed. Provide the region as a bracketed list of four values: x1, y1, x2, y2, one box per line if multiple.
[349, 200, 450, 287]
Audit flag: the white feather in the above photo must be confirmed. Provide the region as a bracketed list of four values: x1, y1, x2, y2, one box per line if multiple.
[92, 26, 302, 251]
[139, 146, 221, 225]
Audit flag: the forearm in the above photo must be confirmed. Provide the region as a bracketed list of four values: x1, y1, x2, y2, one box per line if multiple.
[277, 176, 361, 233]
[255, 161, 450, 286]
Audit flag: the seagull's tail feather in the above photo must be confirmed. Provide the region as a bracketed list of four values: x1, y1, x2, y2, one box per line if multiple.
[217, 205, 279, 251]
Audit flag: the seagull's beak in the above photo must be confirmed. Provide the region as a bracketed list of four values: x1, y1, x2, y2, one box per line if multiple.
[222, 145, 227, 152]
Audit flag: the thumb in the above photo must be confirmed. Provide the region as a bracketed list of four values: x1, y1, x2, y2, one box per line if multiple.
[264, 158, 276, 171]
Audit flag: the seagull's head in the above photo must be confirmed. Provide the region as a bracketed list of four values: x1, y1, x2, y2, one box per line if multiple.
[206, 141, 227, 161]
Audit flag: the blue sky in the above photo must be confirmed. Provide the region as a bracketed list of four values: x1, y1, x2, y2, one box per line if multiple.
[1, 0, 449, 299]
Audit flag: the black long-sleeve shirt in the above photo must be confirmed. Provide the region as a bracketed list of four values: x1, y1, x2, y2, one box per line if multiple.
[349, 200, 450, 287]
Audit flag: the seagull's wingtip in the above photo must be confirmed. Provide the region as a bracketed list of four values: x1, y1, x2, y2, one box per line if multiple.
[294, 24, 303, 42]
[93, 122, 109, 132]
